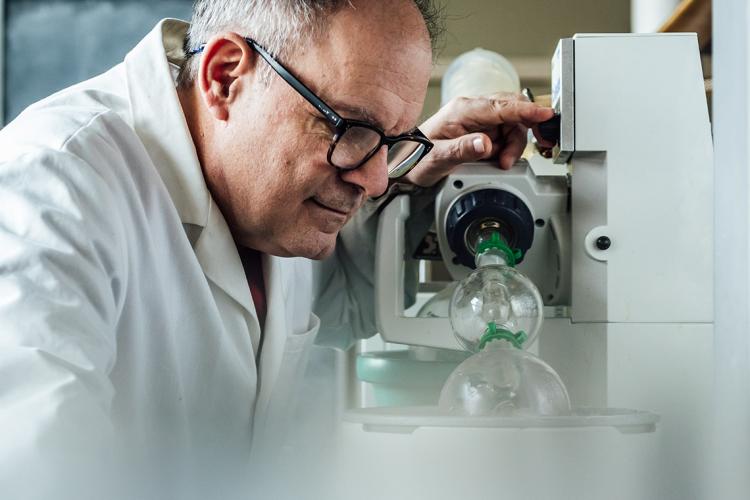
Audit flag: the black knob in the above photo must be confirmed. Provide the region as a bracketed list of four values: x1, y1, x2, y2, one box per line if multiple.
[595, 236, 612, 251]
[537, 114, 561, 145]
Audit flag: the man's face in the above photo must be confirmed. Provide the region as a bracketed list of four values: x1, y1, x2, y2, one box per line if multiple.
[205, 0, 432, 259]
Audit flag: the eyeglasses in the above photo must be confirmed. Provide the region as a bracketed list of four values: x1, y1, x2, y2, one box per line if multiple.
[189, 38, 434, 179]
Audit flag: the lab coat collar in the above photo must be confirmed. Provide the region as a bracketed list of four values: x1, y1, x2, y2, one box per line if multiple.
[120, 21, 314, 441]
[124, 20, 259, 321]
[193, 199, 259, 346]
[124, 19, 208, 228]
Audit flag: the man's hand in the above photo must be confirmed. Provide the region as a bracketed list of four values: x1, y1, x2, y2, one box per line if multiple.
[404, 93, 556, 187]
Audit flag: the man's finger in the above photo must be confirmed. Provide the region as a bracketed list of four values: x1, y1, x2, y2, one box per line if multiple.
[433, 132, 492, 166]
[421, 95, 555, 140]
[444, 97, 555, 133]
[403, 133, 492, 187]
[486, 99, 556, 128]
[499, 124, 527, 170]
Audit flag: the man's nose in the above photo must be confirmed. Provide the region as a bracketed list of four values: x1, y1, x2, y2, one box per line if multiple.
[339, 145, 389, 198]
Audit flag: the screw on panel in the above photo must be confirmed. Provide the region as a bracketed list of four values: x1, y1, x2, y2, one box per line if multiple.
[595, 236, 612, 251]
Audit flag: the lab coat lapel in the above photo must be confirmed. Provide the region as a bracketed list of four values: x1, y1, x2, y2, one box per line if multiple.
[122, 20, 259, 340]
[255, 255, 290, 422]
[193, 199, 261, 351]
[120, 21, 320, 427]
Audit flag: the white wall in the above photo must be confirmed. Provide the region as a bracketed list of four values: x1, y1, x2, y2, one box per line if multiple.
[712, 0, 750, 498]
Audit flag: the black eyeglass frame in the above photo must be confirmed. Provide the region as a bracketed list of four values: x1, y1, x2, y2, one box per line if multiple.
[190, 37, 434, 178]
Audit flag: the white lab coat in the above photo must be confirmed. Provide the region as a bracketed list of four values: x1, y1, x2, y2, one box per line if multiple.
[0, 19, 380, 500]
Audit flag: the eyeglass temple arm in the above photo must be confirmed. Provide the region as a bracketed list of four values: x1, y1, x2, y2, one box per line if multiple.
[243, 38, 345, 129]
[187, 38, 344, 129]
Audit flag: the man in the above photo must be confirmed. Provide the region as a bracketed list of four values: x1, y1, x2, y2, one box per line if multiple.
[0, 0, 554, 498]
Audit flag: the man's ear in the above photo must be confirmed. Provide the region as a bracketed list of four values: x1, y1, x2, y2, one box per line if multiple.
[198, 33, 256, 121]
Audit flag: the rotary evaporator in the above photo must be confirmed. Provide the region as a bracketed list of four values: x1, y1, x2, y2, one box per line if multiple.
[325, 34, 713, 500]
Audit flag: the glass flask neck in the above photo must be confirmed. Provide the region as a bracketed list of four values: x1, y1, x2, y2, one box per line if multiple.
[476, 248, 508, 268]
[473, 229, 522, 268]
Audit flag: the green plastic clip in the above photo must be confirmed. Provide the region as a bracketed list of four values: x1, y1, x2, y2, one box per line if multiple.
[475, 231, 523, 267]
[478, 321, 528, 350]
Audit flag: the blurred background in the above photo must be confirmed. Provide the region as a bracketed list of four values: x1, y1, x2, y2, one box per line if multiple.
[0, 0, 710, 124]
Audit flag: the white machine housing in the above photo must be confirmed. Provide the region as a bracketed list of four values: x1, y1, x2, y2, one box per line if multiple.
[375, 162, 569, 349]
[552, 34, 713, 324]
[367, 33, 713, 500]
[376, 32, 712, 347]
[433, 162, 570, 303]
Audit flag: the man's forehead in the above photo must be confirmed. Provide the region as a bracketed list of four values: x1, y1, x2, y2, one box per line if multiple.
[294, 1, 432, 134]
[282, 44, 426, 135]
[329, 95, 420, 135]
[318, 55, 426, 135]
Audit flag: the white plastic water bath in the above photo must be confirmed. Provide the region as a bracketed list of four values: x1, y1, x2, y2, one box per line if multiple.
[328, 406, 660, 500]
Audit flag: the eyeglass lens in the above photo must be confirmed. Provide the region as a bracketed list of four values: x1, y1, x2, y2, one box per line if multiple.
[386, 141, 426, 178]
[330, 125, 426, 177]
[330, 126, 382, 168]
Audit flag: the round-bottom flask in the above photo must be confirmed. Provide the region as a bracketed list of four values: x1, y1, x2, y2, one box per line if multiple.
[417, 282, 457, 319]
[449, 264, 543, 353]
[440, 230, 571, 417]
[438, 341, 571, 417]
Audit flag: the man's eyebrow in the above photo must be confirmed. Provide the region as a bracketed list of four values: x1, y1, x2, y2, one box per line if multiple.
[324, 98, 419, 135]
[327, 99, 386, 130]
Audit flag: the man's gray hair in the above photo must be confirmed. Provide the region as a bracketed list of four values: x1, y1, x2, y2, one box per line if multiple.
[177, 0, 444, 88]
